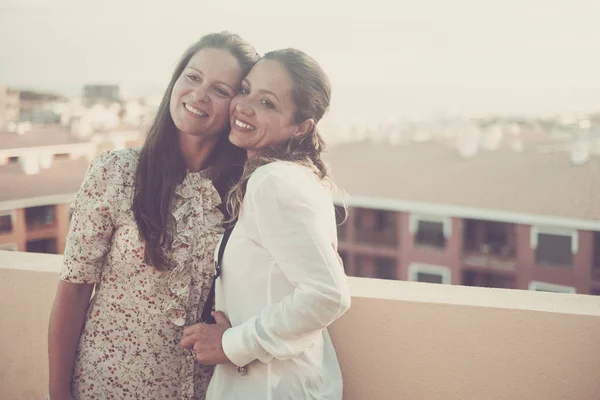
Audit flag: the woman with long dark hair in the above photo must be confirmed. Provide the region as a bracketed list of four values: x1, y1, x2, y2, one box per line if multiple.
[47, 32, 258, 400]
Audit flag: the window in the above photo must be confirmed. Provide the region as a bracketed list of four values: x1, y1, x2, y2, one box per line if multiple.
[25, 205, 56, 228]
[354, 208, 397, 246]
[374, 257, 396, 280]
[354, 209, 365, 230]
[0, 212, 13, 234]
[375, 210, 395, 233]
[485, 222, 508, 247]
[416, 272, 444, 284]
[408, 263, 451, 284]
[534, 232, 574, 267]
[463, 219, 478, 250]
[463, 219, 514, 256]
[410, 214, 450, 249]
[529, 281, 576, 294]
[484, 222, 513, 256]
[415, 220, 446, 248]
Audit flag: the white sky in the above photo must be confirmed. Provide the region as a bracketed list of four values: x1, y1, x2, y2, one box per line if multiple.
[1, 0, 599, 120]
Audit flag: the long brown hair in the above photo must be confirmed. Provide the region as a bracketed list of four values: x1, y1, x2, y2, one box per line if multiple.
[227, 49, 344, 222]
[133, 32, 259, 271]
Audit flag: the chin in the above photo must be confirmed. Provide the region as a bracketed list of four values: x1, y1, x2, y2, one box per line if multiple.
[228, 132, 246, 149]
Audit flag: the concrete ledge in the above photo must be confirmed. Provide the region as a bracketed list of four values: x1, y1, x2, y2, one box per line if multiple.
[349, 275, 600, 317]
[0, 250, 63, 273]
[1, 250, 599, 400]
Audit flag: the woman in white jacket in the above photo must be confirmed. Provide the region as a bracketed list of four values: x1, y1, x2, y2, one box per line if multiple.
[180, 48, 351, 399]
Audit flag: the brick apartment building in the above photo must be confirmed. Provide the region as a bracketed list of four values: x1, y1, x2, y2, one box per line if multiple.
[329, 141, 600, 295]
[0, 158, 88, 253]
[2, 130, 599, 296]
[0, 125, 143, 253]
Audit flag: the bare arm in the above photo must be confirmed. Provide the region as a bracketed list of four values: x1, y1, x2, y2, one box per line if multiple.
[48, 281, 94, 399]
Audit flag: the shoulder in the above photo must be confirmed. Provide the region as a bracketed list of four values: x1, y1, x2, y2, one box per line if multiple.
[87, 147, 140, 186]
[247, 161, 329, 203]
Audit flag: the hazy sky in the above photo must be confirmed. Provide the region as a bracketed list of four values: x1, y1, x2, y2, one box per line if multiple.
[1, 0, 599, 120]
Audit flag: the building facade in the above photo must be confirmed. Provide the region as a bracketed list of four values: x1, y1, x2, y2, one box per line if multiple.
[0, 203, 71, 254]
[337, 205, 600, 295]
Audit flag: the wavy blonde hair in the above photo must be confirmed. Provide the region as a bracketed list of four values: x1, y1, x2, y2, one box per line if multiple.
[226, 49, 347, 223]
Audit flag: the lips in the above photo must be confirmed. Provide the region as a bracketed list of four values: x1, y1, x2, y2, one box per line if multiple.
[183, 103, 208, 118]
[232, 116, 256, 132]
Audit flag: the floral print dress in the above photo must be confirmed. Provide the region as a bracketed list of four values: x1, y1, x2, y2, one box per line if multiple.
[60, 148, 223, 399]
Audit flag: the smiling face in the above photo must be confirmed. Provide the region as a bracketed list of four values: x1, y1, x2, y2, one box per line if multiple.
[169, 47, 244, 140]
[229, 59, 313, 158]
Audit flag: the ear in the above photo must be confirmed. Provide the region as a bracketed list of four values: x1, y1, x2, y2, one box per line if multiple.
[293, 118, 315, 138]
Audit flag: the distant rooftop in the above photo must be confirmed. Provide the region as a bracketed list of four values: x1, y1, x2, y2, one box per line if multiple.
[327, 141, 600, 221]
[0, 158, 88, 205]
[0, 125, 85, 150]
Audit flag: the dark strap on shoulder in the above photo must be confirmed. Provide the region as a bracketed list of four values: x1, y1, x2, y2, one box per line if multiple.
[200, 224, 235, 323]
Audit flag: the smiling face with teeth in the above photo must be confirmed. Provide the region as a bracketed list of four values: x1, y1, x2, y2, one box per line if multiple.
[229, 59, 313, 158]
[169, 48, 243, 140]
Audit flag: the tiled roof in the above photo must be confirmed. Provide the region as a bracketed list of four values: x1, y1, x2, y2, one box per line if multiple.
[327, 141, 600, 220]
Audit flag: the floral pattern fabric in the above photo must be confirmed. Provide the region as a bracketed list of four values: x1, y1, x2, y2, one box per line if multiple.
[60, 148, 223, 399]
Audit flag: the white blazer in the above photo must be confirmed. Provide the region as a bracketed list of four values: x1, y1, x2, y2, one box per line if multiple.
[206, 161, 351, 400]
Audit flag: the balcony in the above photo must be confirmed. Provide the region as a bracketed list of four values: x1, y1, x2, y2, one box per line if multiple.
[353, 208, 398, 248]
[1, 250, 600, 400]
[463, 246, 517, 271]
[463, 219, 517, 272]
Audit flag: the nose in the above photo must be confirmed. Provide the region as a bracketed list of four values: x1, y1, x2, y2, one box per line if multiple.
[192, 83, 210, 103]
[233, 97, 254, 116]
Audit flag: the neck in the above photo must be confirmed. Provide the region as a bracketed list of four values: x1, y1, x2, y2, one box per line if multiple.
[178, 132, 220, 172]
[245, 149, 258, 160]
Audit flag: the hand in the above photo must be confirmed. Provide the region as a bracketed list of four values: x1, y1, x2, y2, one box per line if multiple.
[180, 311, 232, 365]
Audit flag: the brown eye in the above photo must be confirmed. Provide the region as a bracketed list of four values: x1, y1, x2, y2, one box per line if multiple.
[215, 87, 229, 97]
[261, 98, 274, 109]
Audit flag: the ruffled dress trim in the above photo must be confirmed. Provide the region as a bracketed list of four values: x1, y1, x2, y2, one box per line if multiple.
[165, 169, 224, 326]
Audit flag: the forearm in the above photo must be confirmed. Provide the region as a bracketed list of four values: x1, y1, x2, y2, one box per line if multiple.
[48, 281, 94, 398]
[223, 283, 351, 366]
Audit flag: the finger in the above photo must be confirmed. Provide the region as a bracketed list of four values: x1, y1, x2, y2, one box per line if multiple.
[179, 335, 197, 349]
[183, 323, 202, 337]
[213, 311, 231, 326]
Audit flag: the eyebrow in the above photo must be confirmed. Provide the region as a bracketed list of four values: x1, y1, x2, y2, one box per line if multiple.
[186, 66, 235, 91]
[242, 78, 281, 103]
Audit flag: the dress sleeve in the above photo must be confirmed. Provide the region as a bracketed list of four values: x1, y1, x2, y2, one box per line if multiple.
[60, 152, 121, 284]
[221, 165, 351, 367]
